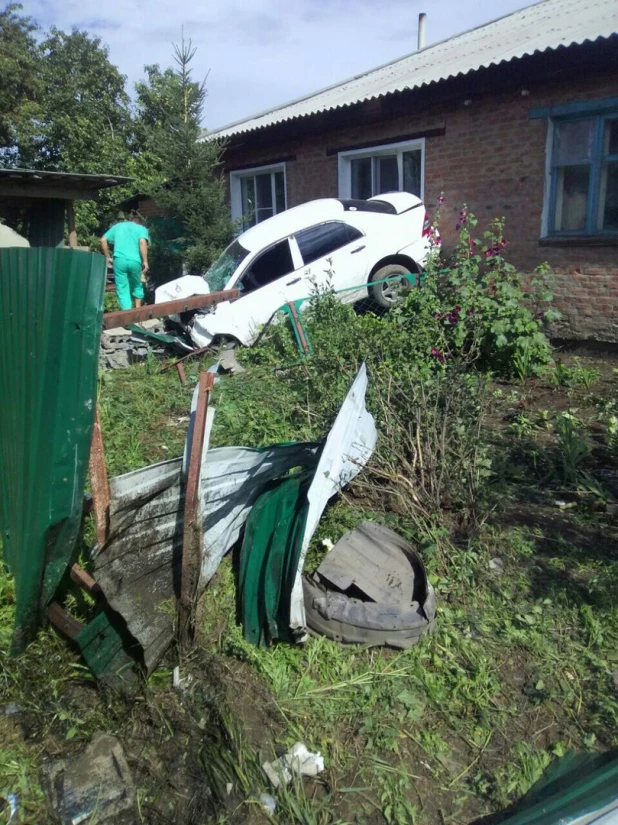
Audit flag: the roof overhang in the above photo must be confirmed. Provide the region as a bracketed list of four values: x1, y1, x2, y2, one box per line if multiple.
[0, 169, 133, 201]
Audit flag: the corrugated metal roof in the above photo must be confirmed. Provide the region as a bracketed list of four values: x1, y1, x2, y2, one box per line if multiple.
[0, 168, 132, 193]
[207, 0, 618, 139]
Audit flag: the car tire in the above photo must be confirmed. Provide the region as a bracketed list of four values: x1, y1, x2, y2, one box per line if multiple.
[302, 576, 436, 649]
[368, 263, 417, 309]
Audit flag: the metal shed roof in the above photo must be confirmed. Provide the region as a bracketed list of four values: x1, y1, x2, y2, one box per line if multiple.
[207, 0, 618, 140]
[0, 168, 132, 198]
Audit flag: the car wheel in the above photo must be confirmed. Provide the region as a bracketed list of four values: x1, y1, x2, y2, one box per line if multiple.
[368, 263, 416, 309]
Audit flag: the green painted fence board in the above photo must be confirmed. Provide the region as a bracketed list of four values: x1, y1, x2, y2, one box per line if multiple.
[0, 248, 106, 652]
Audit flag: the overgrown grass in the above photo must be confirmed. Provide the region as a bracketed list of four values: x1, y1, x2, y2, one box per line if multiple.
[2, 238, 618, 822]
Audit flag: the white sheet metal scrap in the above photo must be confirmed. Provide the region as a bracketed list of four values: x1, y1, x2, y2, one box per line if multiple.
[207, 0, 618, 139]
[289, 362, 378, 637]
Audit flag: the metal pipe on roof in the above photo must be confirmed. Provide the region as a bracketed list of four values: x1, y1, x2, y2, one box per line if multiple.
[418, 12, 427, 50]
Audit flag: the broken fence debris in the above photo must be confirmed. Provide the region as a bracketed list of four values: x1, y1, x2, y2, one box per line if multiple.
[12, 356, 433, 682]
[492, 749, 618, 824]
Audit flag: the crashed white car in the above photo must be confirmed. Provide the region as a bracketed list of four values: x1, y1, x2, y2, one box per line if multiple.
[183, 192, 434, 348]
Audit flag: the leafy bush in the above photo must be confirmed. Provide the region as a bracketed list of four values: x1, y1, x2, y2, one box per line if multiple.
[395, 207, 558, 377]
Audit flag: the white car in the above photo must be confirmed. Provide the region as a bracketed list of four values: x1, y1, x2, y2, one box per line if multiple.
[190, 192, 435, 348]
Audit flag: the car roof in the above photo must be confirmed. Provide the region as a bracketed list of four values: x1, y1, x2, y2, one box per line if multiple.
[238, 199, 346, 251]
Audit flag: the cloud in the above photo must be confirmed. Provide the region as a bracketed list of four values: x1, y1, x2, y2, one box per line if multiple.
[24, 0, 530, 129]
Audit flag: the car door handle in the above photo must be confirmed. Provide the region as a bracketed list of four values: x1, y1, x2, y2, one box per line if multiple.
[286, 277, 301, 285]
[350, 245, 366, 254]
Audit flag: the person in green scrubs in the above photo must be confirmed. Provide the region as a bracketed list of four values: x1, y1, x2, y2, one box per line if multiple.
[100, 213, 150, 310]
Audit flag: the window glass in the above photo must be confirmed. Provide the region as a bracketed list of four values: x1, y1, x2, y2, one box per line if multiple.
[376, 155, 398, 193]
[549, 114, 618, 236]
[403, 150, 422, 196]
[346, 145, 423, 200]
[296, 222, 355, 265]
[240, 240, 294, 293]
[275, 171, 286, 214]
[554, 120, 595, 165]
[241, 176, 256, 228]
[236, 168, 286, 229]
[351, 157, 372, 200]
[597, 162, 618, 231]
[255, 173, 274, 224]
[204, 239, 250, 292]
[554, 165, 590, 232]
[603, 119, 618, 156]
[345, 224, 364, 243]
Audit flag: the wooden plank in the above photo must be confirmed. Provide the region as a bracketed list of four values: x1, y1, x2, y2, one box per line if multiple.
[89, 407, 110, 548]
[66, 200, 78, 249]
[102, 289, 238, 330]
[70, 564, 101, 596]
[178, 371, 215, 644]
[48, 602, 84, 640]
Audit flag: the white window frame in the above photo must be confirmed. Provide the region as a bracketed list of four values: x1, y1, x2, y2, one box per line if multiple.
[337, 138, 425, 200]
[230, 162, 287, 227]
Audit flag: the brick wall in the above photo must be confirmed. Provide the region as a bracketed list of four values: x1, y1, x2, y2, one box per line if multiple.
[134, 196, 166, 219]
[223, 72, 618, 341]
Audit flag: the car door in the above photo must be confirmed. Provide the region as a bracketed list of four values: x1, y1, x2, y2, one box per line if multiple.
[293, 221, 369, 303]
[227, 238, 302, 342]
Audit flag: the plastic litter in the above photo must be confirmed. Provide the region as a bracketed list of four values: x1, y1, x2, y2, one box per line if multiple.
[4, 703, 20, 716]
[262, 742, 325, 789]
[5, 793, 18, 824]
[259, 793, 277, 815]
[489, 557, 504, 574]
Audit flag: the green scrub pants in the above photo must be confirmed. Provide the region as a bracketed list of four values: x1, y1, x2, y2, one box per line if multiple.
[113, 256, 144, 311]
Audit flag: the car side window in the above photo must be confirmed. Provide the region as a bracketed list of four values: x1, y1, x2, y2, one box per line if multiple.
[296, 222, 363, 266]
[240, 239, 295, 294]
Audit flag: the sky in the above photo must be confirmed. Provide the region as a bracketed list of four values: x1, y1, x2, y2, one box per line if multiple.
[23, 0, 532, 131]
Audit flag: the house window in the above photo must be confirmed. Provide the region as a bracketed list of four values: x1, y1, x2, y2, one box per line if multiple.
[338, 139, 424, 200]
[549, 115, 618, 235]
[230, 164, 286, 229]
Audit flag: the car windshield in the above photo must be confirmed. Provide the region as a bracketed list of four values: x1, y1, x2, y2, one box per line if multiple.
[204, 239, 250, 292]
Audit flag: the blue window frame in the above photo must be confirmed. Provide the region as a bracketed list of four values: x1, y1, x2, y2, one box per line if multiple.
[548, 113, 618, 236]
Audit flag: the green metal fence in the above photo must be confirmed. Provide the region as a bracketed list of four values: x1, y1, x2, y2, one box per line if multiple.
[0, 248, 106, 652]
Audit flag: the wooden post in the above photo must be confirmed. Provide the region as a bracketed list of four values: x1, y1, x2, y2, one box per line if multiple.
[89, 408, 111, 548]
[66, 200, 78, 249]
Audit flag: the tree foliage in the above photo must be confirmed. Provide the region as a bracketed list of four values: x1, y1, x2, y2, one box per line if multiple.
[135, 39, 232, 280]
[0, 10, 232, 265]
[0, 4, 40, 161]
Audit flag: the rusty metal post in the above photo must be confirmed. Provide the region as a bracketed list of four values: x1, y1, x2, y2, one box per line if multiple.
[89, 407, 110, 548]
[176, 362, 187, 385]
[178, 371, 215, 644]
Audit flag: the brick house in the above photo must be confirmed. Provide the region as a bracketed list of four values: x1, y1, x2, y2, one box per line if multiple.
[208, 0, 618, 341]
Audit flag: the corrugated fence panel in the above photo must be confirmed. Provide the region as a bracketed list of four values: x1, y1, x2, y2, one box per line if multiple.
[0, 248, 106, 652]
